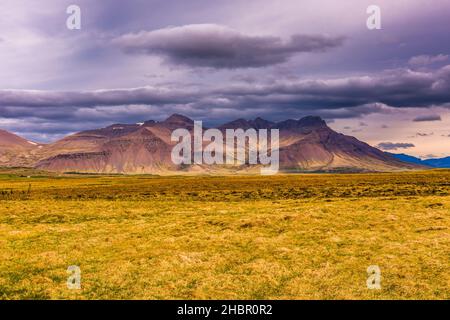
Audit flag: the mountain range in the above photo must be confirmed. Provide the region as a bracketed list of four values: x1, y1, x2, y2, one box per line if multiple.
[0, 114, 426, 174]
[388, 153, 450, 168]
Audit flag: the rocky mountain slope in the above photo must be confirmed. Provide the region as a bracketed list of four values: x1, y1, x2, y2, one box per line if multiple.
[0, 129, 42, 167]
[0, 115, 424, 173]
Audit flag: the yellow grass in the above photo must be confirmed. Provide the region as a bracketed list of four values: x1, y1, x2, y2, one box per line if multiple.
[0, 169, 449, 299]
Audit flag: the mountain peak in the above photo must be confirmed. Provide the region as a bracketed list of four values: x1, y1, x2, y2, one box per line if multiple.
[276, 116, 327, 130]
[219, 118, 252, 130]
[297, 116, 327, 127]
[251, 117, 275, 129]
[219, 117, 274, 130]
[0, 129, 38, 149]
[143, 119, 156, 126]
[164, 114, 194, 124]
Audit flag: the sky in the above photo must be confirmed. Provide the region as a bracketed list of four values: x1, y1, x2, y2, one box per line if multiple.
[1, 0, 450, 158]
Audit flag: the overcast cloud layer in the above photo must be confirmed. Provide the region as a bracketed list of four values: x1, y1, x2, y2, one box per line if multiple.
[113, 24, 345, 69]
[1, 0, 450, 157]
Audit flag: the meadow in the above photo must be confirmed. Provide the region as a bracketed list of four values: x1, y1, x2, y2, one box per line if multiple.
[0, 168, 449, 299]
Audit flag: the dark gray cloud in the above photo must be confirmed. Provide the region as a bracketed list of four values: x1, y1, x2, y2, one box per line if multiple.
[213, 65, 450, 110]
[413, 114, 442, 122]
[407, 132, 434, 138]
[2, 65, 450, 115]
[1, 65, 450, 142]
[0, 87, 200, 108]
[416, 132, 434, 137]
[376, 142, 416, 151]
[1, 65, 450, 124]
[113, 24, 344, 69]
[0, 104, 192, 126]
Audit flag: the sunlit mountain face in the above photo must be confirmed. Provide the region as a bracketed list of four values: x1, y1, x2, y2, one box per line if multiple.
[1, 0, 450, 158]
[0, 114, 424, 173]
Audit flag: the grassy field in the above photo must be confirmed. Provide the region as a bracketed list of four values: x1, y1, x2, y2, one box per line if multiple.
[0, 169, 449, 299]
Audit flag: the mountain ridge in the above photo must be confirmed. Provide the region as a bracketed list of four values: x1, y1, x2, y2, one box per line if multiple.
[0, 114, 426, 173]
[388, 153, 450, 168]
[0, 129, 43, 167]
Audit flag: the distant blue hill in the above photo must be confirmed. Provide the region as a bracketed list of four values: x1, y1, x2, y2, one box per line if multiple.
[423, 157, 450, 168]
[388, 153, 450, 168]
